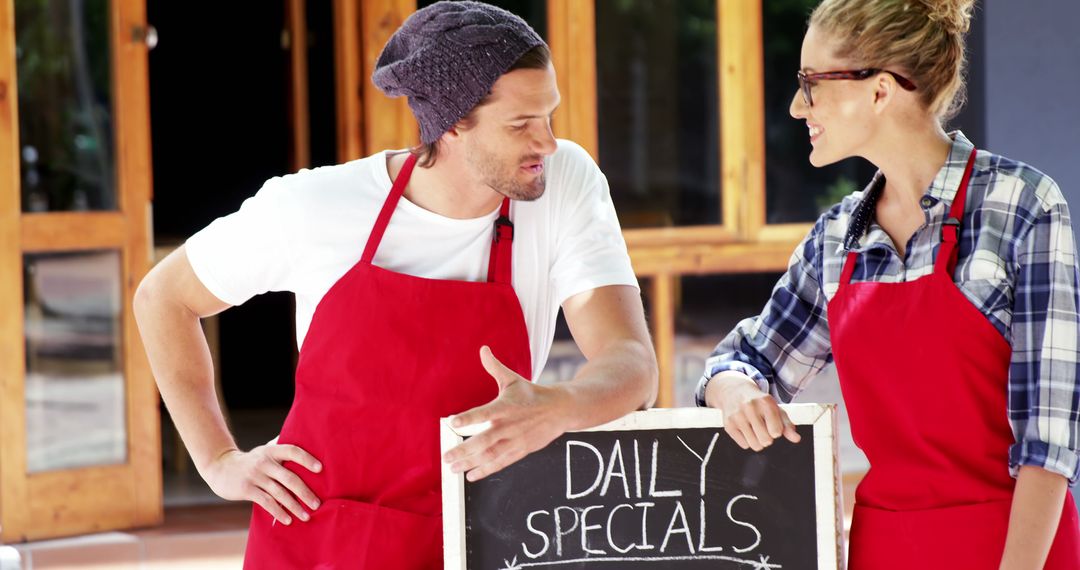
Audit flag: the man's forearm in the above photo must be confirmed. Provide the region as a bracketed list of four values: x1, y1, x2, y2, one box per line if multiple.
[999, 465, 1068, 569]
[134, 285, 237, 473]
[557, 338, 657, 431]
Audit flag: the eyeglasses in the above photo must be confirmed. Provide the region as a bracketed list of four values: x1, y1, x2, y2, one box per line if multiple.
[796, 69, 917, 107]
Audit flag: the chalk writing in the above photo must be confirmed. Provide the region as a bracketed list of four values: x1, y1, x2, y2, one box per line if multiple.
[460, 424, 818, 569]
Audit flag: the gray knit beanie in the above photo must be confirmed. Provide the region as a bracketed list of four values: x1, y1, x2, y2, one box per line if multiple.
[371, 1, 546, 145]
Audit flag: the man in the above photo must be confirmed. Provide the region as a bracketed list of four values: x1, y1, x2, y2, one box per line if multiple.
[134, 1, 656, 567]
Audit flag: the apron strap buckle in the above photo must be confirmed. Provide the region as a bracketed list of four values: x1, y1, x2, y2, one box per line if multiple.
[942, 217, 960, 242]
[494, 215, 515, 243]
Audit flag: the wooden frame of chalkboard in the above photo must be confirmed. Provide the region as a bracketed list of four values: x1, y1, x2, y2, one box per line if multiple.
[441, 404, 841, 570]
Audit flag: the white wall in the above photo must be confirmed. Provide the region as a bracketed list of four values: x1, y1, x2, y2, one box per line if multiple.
[984, 0, 1080, 510]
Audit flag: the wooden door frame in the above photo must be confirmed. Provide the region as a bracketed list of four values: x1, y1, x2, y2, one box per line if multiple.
[0, 0, 160, 541]
[333, 0, 363, 162]
[287, 0, 311, 171]
[356, 0, 417, 156]
[0, 0, 27, 540]
[547, 0, 598, 163]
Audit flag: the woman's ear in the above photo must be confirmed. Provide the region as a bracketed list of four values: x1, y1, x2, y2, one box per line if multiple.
[872, 73, 896, 115]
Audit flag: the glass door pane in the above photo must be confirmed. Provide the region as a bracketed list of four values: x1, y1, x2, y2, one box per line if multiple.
[23, 250, 126, 473]
[16, 0, 116, 212]
[762, 0, 868, 224]
[596, 0, 720, 229]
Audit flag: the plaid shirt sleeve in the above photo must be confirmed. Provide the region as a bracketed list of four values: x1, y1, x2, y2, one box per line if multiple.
[1008, 182, 1080, 484]
[695, 211, 835, 406]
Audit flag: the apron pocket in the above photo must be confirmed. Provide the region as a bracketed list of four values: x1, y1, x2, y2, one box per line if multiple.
[244, 498, 442, 570]
[849, 499, 1011, 570]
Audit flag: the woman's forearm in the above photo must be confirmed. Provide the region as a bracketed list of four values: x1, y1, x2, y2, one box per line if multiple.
[999, 465, 1069, 569]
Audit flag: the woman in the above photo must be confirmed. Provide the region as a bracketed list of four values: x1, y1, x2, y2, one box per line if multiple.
[698, 0, 1080, 567]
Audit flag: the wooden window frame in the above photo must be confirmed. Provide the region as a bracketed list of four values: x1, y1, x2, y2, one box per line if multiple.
[553, 0, 814, 406]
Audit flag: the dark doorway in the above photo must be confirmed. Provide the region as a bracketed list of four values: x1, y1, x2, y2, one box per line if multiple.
[148, 1, 336, 505]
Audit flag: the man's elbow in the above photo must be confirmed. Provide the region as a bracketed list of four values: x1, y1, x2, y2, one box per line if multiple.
[132, 272, 158, 325]
[628, 338, 658, 409]
[132, 266, 182, 329]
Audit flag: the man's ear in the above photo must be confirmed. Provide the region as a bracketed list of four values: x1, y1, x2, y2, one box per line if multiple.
[443, 124, 463, 141]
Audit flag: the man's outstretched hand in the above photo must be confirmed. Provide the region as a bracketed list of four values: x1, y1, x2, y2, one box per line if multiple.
[442, 346, 573, 481]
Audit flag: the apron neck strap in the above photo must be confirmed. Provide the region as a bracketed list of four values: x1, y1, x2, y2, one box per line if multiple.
[487, 198, 514, 284]
[933, 149, 978, 277]
[840, 251, 859, 286]
[837, 148, 978, 288]
[363, 153, 516, 285]
[362, 152, 419, 264]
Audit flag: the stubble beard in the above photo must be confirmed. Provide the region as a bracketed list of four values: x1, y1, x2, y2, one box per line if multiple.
[468, 145, 547, 202]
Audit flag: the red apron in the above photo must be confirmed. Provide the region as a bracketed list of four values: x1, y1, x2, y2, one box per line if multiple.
[828, 149, 1080, 568]
[243, 152, 532, 569]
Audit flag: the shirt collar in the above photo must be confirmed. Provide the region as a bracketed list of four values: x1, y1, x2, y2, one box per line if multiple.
[840, 174, 884, 252]
[841, 130, 975, 252]
[925, 130, 976, 203]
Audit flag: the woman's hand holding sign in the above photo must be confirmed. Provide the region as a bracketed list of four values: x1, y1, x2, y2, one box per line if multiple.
[705, 371, 801, 451]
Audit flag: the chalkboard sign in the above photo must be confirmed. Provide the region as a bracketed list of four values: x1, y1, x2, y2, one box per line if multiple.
[441, 404, 840, 570]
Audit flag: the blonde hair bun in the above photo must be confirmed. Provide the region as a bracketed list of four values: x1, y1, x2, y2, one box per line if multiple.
[912, 0, 976, 35]
[810, 0, 977, 121]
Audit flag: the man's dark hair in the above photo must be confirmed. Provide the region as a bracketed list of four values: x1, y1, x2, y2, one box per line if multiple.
[411, 44, 551, 168]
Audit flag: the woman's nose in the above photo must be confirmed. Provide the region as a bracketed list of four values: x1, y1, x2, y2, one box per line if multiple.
[790, 88, 809, 119]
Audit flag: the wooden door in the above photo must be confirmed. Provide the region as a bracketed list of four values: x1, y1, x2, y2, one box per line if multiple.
[0, 0, 160, 541]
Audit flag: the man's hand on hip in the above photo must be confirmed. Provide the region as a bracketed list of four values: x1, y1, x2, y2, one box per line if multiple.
[203, 444, 323, 526]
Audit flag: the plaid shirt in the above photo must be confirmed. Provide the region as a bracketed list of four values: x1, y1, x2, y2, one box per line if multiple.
[697, 132, 1080, 484]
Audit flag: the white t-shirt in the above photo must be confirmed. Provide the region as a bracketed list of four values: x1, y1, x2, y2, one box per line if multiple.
[185, 139, 638, 377]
